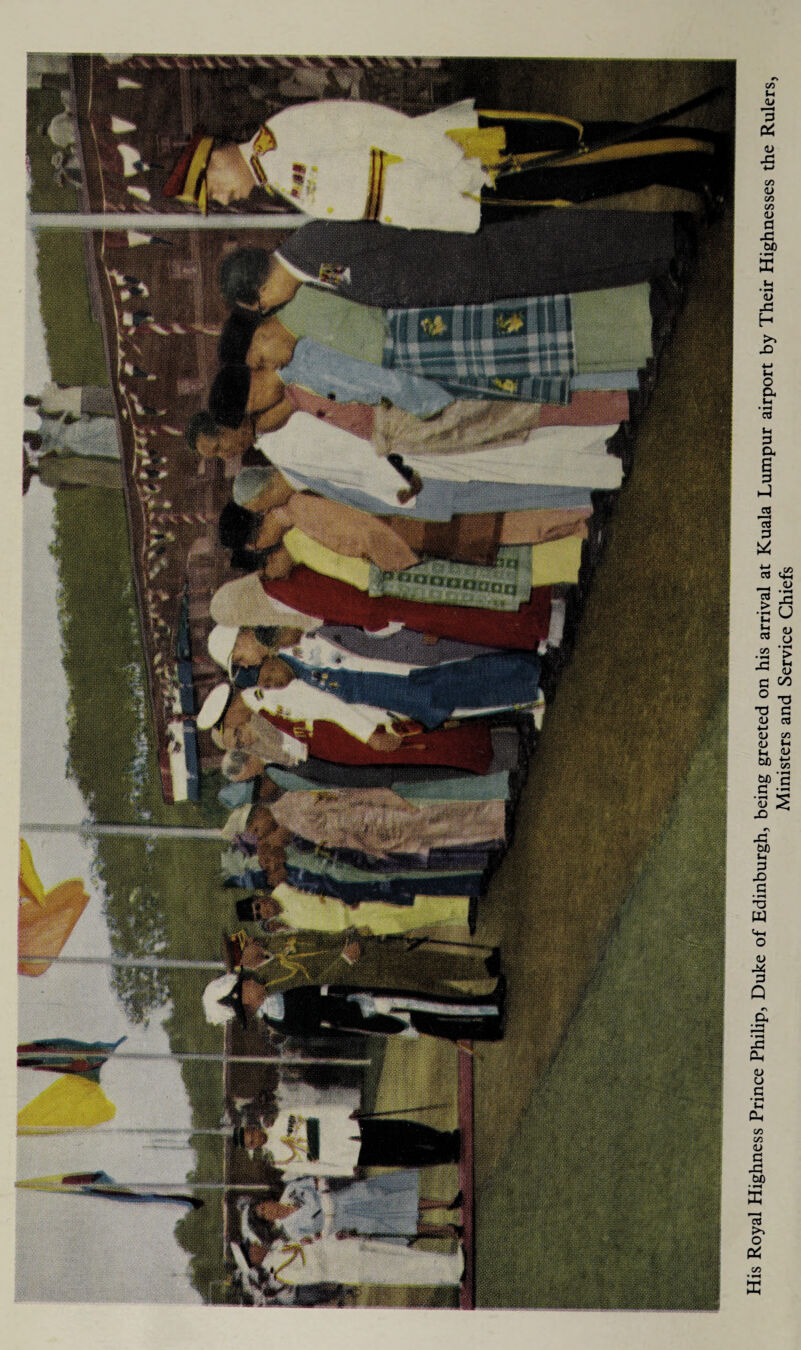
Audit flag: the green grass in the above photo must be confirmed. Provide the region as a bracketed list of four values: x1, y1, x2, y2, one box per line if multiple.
[35, 232, 110, 386]
[28, 86, 80, 215]
[476, 691, 726, 1308]
[28, 87, 109, 386]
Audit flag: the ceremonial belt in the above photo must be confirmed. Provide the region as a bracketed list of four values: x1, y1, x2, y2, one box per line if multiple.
[499, 134, 715, 173]
[275, 1242, 306, 1284]
[485, 135, 717, 206]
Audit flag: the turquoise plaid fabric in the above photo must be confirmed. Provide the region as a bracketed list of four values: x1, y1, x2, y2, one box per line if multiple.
[384, 295, 576, 404]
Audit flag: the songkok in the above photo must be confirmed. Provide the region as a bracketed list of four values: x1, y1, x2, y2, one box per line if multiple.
[210, 364, 252, 430]
[233, 466, 274, 508]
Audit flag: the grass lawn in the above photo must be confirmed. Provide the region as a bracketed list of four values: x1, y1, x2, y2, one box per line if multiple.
[476, 690, 726, 1308]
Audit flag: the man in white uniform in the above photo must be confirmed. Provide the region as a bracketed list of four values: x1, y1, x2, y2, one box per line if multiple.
[163, 100, 490, 232]
[225, 1102, 461, 1173]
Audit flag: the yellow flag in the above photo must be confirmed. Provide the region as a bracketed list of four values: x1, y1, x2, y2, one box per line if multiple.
[17, 1174, 67, 1192]
[19, 838, 46, 907]
[17, 1075, 116, 1134]
[18, 879, 90, 976]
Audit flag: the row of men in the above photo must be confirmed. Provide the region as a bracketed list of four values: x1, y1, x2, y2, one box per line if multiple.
[179, 105, 703, 1040]
[187, 211, 688, 764]
[189, 195, 696, 1041]
[187, 214, 682, 512]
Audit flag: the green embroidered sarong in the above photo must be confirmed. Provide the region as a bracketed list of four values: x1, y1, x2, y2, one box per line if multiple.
[367, 545, 532, 612]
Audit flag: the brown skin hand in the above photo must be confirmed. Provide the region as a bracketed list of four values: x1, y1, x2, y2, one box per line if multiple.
[246, 319, 297, 372]
[397, 471, 424, 504]
[367, 729, 403, 753]
[260, 546, 295, 581]
[257, 258, 303, 313]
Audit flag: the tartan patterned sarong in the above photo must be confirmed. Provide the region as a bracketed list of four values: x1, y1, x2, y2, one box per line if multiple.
[367, 545, 533, 612]
[436, 371, 572, 405]
[385, 294, 576, 380]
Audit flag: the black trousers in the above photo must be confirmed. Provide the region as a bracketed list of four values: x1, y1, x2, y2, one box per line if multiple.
[480, 118, 727, 207]
[356, 1118, 461, 1168]
[265, 986, 504, 1043]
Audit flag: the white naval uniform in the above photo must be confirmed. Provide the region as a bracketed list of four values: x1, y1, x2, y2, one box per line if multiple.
[242, 680, 390, 744]
[239, 98, 489, 233]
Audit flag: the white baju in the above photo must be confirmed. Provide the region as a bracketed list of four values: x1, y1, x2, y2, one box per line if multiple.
[264, 1236, 464, 1286]
[262, 1105, 363, 1176]
[240, 99, 488, 233]
[258, 414, 623, 499]
[257, 416, 416, 510]
[411, 424, 622, 489]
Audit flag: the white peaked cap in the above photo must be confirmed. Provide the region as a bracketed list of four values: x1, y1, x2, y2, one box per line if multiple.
[208, 624, 239, 671]
[203, 973, 239, 1025]
[197, 681, 232, 730]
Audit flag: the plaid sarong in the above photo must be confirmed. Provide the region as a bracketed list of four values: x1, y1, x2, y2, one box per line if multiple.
[385, 294, 576, 393]
[367, 545, 533, 612]
[436, 371, 572, 405]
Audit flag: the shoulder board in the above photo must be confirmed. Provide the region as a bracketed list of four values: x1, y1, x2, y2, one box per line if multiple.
[252, 124, 277, 157]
